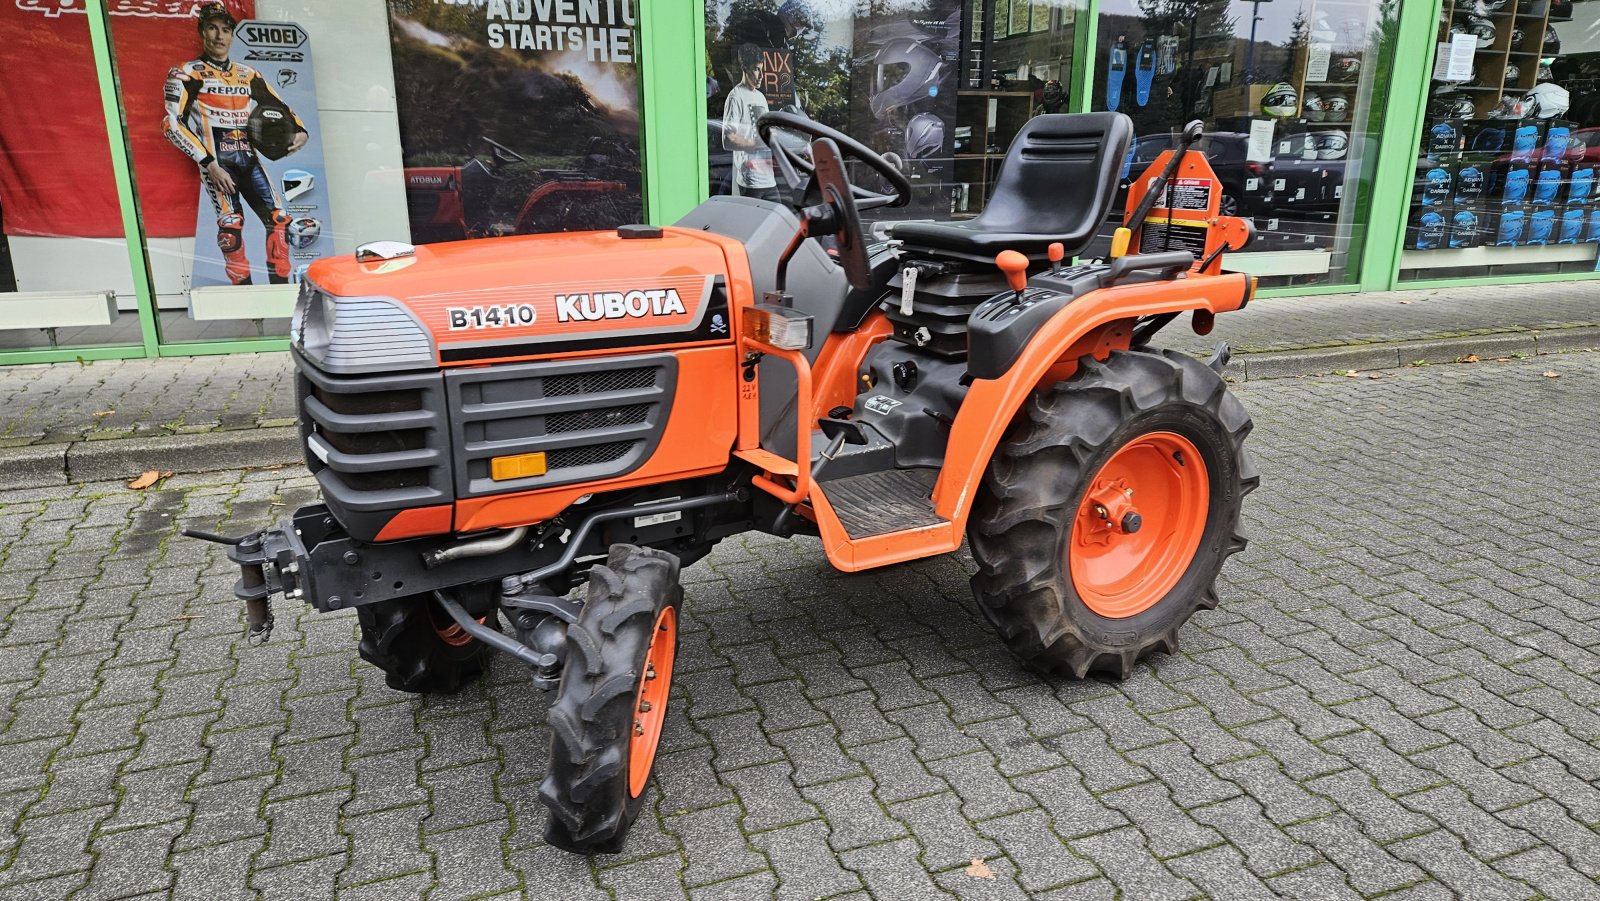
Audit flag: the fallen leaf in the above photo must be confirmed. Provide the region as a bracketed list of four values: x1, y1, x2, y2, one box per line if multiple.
[1368, 373, 1382, 379]
[93, 410, 115, 417]
[1398, 300, 1410, 304]
[965, 858, 995, 880]
[1457, 354, 1480, 364]
[1345, 371, 1361, 378]
[126, 470, 172, 490]
[1543, 371, 1560, 378]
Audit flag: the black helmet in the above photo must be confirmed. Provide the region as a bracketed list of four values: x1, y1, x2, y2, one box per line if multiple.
[1428, 93, 1474, 119]
[1465, 16, 1497, 48]
[196, 1, 236, 32]
[1505, 63, 1521, 85]
[869, 37, 946, 120]
[249, 101, 296, 160]
[1543, 25, 1561, 57]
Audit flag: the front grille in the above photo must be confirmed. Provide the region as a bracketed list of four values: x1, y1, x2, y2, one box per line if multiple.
[544, 368, 657, 397]
[445, 354, 678, 496]
[293, 349, 450, 541]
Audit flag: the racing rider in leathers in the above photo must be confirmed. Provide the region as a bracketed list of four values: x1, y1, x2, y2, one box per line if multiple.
[163, 2, 307, 285]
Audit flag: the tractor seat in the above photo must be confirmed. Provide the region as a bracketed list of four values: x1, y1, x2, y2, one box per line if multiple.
[890, 112, 1134, 263]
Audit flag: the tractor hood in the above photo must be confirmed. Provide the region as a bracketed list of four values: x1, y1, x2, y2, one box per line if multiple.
[294, 228, 737, 371]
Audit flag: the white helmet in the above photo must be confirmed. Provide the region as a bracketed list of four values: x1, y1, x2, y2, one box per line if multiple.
[281, 168, 315, 202]
[1523, 82, 1570, 118]
[1314, 131, 1349, 160]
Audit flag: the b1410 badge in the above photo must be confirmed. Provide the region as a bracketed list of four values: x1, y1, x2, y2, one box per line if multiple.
[448, 304, 538, 329]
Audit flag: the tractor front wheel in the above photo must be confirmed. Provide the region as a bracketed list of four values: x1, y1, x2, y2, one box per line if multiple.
[356, 591, 495, 694]
[969, 348, 1257, 679]
[539, 544, 682, 854]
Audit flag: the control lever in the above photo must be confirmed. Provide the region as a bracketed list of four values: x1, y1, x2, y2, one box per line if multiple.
[995, 250, 1029, 303]
[1048, 242, 1065, 277]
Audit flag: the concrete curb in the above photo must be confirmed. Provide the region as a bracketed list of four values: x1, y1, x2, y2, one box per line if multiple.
[5, 427, 302, 491]
[1234, 327, 1599, 382]
[4, 330, 1595, 487]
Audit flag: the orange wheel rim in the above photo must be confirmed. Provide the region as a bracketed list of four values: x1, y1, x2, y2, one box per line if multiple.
[429, 601, 483, 648]
[628, 605, 677, 798]
[1069, 431, 1209, 619]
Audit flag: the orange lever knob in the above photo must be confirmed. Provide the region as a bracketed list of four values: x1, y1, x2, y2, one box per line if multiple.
[995, 250, 1029, 293]
[1047, 242, 1065, 264]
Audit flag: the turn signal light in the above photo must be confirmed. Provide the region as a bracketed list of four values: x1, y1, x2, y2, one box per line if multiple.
[742, 303, 813, 351]
[491, 452, 547, 481]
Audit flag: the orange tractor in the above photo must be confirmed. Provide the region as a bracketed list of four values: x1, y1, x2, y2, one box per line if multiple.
[193, 113, 1258, 853]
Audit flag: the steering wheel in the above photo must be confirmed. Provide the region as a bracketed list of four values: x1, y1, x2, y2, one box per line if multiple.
[757, 111, 911, 211]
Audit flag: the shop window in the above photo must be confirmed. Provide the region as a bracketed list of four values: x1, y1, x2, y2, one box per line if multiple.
[704, 0, 1083, 222]
[1400, 0, 1596, 280]
[1086, 0, 1395, 288]
[110, 0, 642, 347]
[0, 4, 141, 354]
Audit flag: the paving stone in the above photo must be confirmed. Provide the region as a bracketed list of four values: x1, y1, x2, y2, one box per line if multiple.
[890, 791, 1000, 872]
[847, 737, 950, 805]
[1493, 798, 1600, 877]
[504, 844, 610, 901]
[1387, 828, 1539, 901]
[1188, 796, 1322, 878]
[748, 819, 862, 901]
[837, 837, 950, 900]
[1164, 846, 1281, 901]
[767, 723, 860, 786]
[665, 803, 767, 887]
[339, 804, 430, 888]
[1303, 767, 1436, 843]
[1125, 741, 1242, 809]
[1492, 846, 1600, 901]
[799, 775, 907, 851]
[1067, 827, 1199, 901]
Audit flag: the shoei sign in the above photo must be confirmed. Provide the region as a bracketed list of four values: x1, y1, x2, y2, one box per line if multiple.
[236, 22, 306, 49]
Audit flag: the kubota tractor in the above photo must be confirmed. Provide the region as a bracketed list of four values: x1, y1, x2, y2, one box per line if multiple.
[193, 113, 1259, 853]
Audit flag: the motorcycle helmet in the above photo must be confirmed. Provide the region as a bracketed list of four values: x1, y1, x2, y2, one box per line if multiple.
[869, 37, 946, 119]
[1472, 126, 1507, 151]
[248, 101, 297, 161]
[1314, 131, 1349, 160]
[1465, 16, 1497, 49]
[1523, 81, 1570, 118]
[1325, 92, 1350, 121]
[287, 217, 321, 249]
[1262, 82, 1299, 118]
[1510, 26, 1525, 47]
[1543, 25, 1560, 56]
[195, 1, 236, 31]
[1537, 62, 1554, 82]
[1505, 63, 1521, 85]
[1334, 56, 1362, 82]
[1429, 93, 1475, 120]
[281, 168, 314, 202]
[1304, 91, 1326, 122]
[1260, 82, 1299, 118]
[904, 112, 945, 160]
[1488, 95, 1526, 119]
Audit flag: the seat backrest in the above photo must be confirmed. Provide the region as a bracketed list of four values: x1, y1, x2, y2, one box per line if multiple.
[971, 112, 1134, 239]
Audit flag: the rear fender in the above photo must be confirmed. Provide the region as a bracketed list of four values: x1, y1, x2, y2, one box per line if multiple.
[932, 271, 1252, 527]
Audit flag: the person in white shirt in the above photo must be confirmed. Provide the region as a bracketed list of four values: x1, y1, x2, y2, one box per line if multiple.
[722, 43, 780, 203]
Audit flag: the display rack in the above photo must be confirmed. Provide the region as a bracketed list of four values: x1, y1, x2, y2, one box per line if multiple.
[951, 90, 1035, 216]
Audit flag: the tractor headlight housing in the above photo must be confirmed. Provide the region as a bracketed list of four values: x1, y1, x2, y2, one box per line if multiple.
[742, 303, 814, 351]
[292, 280, 436, 374]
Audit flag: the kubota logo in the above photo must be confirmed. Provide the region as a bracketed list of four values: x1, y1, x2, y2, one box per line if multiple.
[556, 289, 688, 323]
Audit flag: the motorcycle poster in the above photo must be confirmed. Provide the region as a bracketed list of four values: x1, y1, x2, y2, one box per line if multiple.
[181, 18, 334, 289]
[386, 0, 644, 243]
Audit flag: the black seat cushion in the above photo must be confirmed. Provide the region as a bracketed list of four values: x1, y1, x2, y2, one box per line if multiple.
[890, 112, 1134, 261]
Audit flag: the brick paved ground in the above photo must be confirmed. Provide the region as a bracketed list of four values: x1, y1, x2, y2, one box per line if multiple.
[3, 282, 1597, 447]
[0, 352, 1597, 900]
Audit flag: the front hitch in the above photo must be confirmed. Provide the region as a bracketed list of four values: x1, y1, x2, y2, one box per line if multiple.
[186, 522, 311, 645]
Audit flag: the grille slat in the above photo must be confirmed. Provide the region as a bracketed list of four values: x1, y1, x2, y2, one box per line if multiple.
[543, 368, 656, 397]
[546, 404, 651, 434]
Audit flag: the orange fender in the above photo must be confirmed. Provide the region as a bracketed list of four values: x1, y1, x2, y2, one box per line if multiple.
[931, 271, 1253, 528]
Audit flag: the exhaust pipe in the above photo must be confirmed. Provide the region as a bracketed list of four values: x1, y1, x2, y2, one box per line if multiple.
[421, 526, 529, 569]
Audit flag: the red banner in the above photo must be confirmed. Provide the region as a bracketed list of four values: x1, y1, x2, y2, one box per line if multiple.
[0, 0, 252, 239]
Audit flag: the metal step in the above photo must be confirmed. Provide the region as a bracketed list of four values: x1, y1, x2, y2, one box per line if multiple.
[819, 468, 946, 540]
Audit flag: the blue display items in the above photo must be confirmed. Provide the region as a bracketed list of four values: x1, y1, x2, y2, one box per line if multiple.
[1454, 164, 1485, 205]
[1420, 167, 1452, 206]
[1558, 208, 1585, 244]
[1501, 167, 1531, 205]
[1470, 126, 1507, 153]
[1532, 167, 1564, 205]
[1586, 208, 1600, 243]
[1448, 208, 1481, 248]
[1427, 123, 1456, 157]
[1414, 209, 1447, 249]
[1568, 166, 1595, 206]
[1544, 127, 1571, 161]
[1106, 37, 1128, 112]
[1496, 207, 1527, 246]
[1511, 125, 1541, 163]
[1134, 41, 1155, 107]
[1527, 208, 1556, 245]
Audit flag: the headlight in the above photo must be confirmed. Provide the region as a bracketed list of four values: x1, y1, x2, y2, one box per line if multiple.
[294, 280, 436, 374]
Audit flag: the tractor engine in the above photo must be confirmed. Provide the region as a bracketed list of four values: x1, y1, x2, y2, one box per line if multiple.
[288, 226, 744, 547]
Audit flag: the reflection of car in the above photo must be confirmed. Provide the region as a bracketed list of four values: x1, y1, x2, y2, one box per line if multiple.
[1117, 132, 1277, 218]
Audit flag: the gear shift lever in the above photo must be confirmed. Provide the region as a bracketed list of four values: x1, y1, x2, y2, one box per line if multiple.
[996, 250, 1029, 301]
[1048, 242, 1064, 277]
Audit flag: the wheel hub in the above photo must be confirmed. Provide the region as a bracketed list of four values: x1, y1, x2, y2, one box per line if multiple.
[628, 605, 677, 798]
[1070, 431, 1210, 619]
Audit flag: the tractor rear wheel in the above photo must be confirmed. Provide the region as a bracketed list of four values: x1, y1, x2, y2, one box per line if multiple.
[540, 544, 682, 854]
[969, 348, 1257, 679]
[356, 591, 495, 693]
